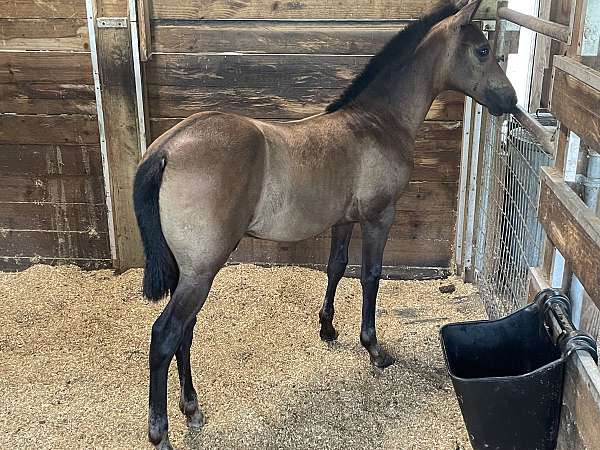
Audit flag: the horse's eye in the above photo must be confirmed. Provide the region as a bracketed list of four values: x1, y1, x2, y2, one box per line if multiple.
[477, 47, 490, 58]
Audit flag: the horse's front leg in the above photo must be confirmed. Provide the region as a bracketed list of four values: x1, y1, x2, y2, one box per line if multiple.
[319, 222, 354, 341]
[359, 207, 396, 369]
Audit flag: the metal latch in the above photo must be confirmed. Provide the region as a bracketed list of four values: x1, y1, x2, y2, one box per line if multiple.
[97, 17, 128, 28]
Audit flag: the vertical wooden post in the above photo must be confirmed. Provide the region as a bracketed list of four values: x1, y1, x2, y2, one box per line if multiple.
[93, 0, 144, 270]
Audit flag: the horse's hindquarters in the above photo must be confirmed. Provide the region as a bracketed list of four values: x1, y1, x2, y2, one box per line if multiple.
[156, 113, 266, 276]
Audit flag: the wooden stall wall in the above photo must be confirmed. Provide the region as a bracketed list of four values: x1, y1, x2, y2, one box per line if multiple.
[0, 1, 111, 270]
[145, 0, 495, 278]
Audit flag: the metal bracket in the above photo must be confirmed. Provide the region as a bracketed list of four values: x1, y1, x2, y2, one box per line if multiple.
[481, 20, 496, 32]
[97, 17, 128, 28]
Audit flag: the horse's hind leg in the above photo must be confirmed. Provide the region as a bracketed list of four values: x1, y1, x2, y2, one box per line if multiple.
[319, 223, 354, 341]
[175, 316, 203, 428]
[148, 273, 215, 450]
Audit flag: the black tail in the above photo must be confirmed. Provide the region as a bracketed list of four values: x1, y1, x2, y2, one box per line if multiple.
[133, 149, 179, 301]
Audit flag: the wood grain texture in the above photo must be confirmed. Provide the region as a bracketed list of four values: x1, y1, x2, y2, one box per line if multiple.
[151, 20, 400, 54]
[148, 84, 464, 121]
[150, 0, 497, 20]
[230, 236, 453, 268]
[0, 256, 112, 271]
[0, 144, 103, 177]
[556, 354, 600, 450]
[95, 20, 144, 269]
[0, 0, 87, 19]
[0, 18, 89, 51]
[0, 52, 93, 83]
[146, 53, 369, 88]
[0, 83, 96, 115]
[0, 115, 99, 145]
[0, 230, 110, 259]
[0, 202, 108, 233]
[0, 174, 105, 204]
[538, 167, 600, 308]
[579, 293, 600, 342]
[552, 67, 600, 151]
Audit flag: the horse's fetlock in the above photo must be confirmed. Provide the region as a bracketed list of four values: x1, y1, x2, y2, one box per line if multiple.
[179, 394, 199, 416]
[148, 413, 168, 445]
[360, 330, 377, 348]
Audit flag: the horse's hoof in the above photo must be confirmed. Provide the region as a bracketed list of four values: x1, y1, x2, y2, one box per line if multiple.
[319, 325, 339, 342]
[154, 436, 173, 450]
[371, 352, 396, 370]
[186, 409, 206, 430]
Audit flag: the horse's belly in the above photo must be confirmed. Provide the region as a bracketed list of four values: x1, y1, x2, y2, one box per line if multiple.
[247, 195, 348, 242]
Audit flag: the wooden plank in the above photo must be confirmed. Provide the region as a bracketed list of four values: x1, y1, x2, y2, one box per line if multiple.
[0, 83, 96, 115]
[0, 229, 110, 259]
[97, 0, 128, 17]
[0, 202, 108, 233]
[0, 52, 93, 84]
[0, 0, 87, 19]
[147, 84, 464, 121]
[557, 353, 600, 450]
[397, 181, 459, 212]
[0, 18, 89, 51]
[529, 0, 552, 111]
[150, 0, 498, 20]
[151, 20, 399, 55]
[528, 262, 600, 450]
[137, 0, 152, 61]
[94, 4, 144, 269]
[552, 67, 600, 151]
[0, 256, 112, 271]
[538, 166, 600, 307]
[0, 174, 106, 204]
[0, 115, 99, 145]
[146, 53, 367, 88]
[580, 293, 600, 342]
[0, 144, 103, 177]
[231, 236, 453, 268]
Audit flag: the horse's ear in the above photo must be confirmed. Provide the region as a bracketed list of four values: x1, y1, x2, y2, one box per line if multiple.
[455, 0, 483, 25]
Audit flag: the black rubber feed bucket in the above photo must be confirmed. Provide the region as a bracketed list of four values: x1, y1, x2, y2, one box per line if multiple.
[440, 289, 597, 450]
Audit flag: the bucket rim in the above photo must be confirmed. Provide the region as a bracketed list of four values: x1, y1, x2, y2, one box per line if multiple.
[439, 302, 566, 382]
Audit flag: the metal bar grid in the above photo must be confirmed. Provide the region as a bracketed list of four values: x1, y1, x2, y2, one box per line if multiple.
[476, 113, 554, 319]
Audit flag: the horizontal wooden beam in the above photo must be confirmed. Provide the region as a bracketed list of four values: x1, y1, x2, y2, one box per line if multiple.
[538, 166, 600, 308]
[512, 104, 556, 155]
[554, 56, 600, 91]
[551, 61, 600, 151]
[150, 0, 498, 20]
[498, 6, 571, 43]
[0, 18, 89, 51]
[527, 265, 600, 450]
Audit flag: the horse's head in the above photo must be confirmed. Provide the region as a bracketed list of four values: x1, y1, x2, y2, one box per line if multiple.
[442, 0, 518, 116]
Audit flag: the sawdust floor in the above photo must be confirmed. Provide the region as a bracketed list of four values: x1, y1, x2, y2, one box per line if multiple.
[0, 264, 484, 450]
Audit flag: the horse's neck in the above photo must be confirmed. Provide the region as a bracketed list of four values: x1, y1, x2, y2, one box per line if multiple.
[355, 40, 445, 141]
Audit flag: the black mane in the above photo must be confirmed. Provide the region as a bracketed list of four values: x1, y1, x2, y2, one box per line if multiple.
[326, 4, 458, 113]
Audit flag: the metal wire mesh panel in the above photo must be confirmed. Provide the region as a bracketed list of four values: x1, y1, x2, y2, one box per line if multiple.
[475, 114, 554, 319]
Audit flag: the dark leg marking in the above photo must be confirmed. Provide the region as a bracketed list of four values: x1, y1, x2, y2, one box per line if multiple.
[360, 210, 396, 369]
[175, 317, 204, 428]
[319, 223, 354, 341]
[148, 277, 213, 449]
